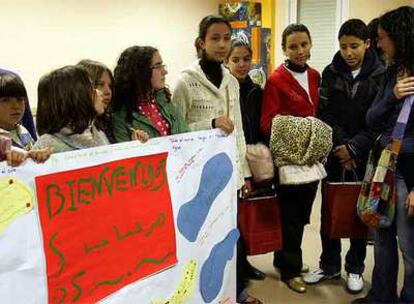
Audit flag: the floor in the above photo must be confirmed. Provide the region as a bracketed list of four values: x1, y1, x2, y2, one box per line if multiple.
[245, 188, 404, 304]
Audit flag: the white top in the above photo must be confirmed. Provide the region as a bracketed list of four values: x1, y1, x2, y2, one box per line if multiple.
[285, 65, 312, 104]
[352, 68, 361, 79]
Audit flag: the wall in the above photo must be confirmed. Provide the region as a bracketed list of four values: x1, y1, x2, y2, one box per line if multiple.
[0, 0, 221, 108]
[349, 0, 413, 23]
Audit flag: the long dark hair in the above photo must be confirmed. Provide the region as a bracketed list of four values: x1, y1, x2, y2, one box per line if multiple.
[379, 6, 414, 75]
[0, 71, 27, 99]
[36, 65, 96, 135]
[113, 46, 170, 117]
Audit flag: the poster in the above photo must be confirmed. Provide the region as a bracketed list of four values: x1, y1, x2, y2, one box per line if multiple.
[0, 129, 238, 304]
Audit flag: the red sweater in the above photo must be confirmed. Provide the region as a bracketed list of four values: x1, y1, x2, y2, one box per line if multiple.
[260, 64, 320, 135]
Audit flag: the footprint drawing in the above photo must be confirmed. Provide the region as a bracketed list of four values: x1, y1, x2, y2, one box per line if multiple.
[200, 229, 240, 303]
[151, 259, 197, 304]
[0, 177, 34, 233]
[177, 152, 233, 242]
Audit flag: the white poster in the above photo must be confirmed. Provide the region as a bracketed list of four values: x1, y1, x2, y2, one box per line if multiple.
[0, 129, 238, 304]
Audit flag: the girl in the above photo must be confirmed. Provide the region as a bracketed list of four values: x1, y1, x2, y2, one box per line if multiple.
[0, 71, 51, 165]
[77, 59, 116, 143]
[34, 65, 110, 152]
[172, 15, 260, 304]
[353, 6, 414, 304]
[260, 24, 320, 293]
[112, 46, 188, 142]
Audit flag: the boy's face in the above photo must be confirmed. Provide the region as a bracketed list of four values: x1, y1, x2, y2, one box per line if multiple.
[339, 35, 370, 71]
[0, 97, 25, 130]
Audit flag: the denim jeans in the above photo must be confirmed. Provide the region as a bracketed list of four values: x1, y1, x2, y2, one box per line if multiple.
[368, 176, 414, 303]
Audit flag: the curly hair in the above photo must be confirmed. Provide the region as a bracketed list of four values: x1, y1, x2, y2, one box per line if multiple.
[379, 6, 414, 75]
[113, 46, 157, 112]
[37, 65, 96, 135]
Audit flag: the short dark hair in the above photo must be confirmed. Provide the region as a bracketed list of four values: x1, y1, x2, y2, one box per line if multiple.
[228, 38, 253, 59]
[113, 46, 164, 114]
[36, 65, 96, 135]
[0, 71, 27, 99]
[282, 23, 312, 51]
[77, 59, 114, 88]
[198, 15, 232, 41]
[379, 6, 414, 75]
[338, 19, 368, 41]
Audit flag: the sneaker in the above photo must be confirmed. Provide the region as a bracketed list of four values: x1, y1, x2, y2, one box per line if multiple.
[302, 268, 341, 284]
[346, 273, 364, 294]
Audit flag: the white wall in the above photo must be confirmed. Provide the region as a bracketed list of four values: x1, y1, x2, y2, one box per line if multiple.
[0, 0, 221, 108]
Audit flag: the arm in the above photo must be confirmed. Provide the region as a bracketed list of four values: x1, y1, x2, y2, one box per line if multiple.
[112, 110, 132, 143]
[260, 77, 281, 136]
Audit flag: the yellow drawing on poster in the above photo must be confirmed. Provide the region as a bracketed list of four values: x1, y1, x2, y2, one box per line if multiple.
[0, 177, 34, 233]
[152, 259, 197, 304]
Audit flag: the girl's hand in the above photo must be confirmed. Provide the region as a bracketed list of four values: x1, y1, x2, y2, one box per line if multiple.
[393, 76, 414, 99]
[214, 116, 234, 135]
[6, 149, 28, 167]
[131, 129, 149, 143]
[28, 147, 53, 163]
[334, 145, 351, 163]
[406, 191, 414, 216]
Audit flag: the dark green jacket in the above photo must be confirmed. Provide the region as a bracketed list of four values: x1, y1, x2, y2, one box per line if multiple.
[112, 91, 189, 142]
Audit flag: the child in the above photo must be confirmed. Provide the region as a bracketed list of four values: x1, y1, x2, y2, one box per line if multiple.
[34, 65, 110, 152]
[304, 19, 385, 293]
[0, 71, 51, 166]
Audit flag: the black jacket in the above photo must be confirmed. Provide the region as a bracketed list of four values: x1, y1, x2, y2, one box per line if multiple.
[318, 49, 385, 181]
[239, 76, 266, 145]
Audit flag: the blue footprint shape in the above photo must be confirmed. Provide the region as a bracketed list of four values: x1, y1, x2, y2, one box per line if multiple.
[200, 228, 240, 303]
[177, 152, 233, 242]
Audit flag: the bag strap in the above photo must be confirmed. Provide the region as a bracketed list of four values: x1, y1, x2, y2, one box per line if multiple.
[390, 95, 414, 153]
[341, 169, 359, 182]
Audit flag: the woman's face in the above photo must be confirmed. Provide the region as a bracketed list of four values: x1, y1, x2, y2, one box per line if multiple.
[283, 31, 312, 67]
[95, 71, 112, 110]
[200, 22, 232, 62]
[150, 51, 168, 91]
[227, 46, 252, 81]
[377, 26, 395, 63]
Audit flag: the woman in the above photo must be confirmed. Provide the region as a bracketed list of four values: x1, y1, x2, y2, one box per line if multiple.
[172, 15, 260, 304]
[226, 38, 268, 282]
[112, 46, 188, 142]
[34, 65, 110, 152]
[353, 6, 414, 304]
[77, 59, 116, 143]
[260, 23, 320, 293]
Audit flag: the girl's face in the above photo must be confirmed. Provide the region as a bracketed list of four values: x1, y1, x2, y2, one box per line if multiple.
[283, 31, 312, 67]
[200, 22, 232, 62]
[227, 46, 252, 81]
[377, 26, 395, 63]
[150, 51, 168, 91]
[95, 71, 112, 110]
[0, 96, 25, 130]
[93, 89, 106, 116]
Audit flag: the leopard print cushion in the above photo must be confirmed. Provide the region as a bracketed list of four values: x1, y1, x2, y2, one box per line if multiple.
[270, 115, 332, 167]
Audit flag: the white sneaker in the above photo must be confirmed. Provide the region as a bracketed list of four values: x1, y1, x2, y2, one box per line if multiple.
[303, 268, 341, 284]
[346, 273, 364, 294]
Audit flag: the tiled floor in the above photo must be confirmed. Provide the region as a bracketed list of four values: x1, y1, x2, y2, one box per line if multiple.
[245, 188, 404, 304]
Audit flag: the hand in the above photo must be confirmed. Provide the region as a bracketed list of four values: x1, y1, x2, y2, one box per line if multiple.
[28, 147, 53, 163]
[406, 191, 414, 216]
[241, 179, 253, 198]
[6, 149, 28, 167]
[342, 159, 357, 171]
[131, 129, 149, 143]
[393, 76, 414, 99]
[333, 145, 351, 163]
[214, 116, 234, 135]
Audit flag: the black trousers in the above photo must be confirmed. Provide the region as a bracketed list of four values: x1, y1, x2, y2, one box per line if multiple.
[274, 181, 318, 281]
[237, 236, 249, 297]
[319, 187, 367, 274]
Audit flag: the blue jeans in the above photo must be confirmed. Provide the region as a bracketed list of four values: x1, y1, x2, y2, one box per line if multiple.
[368, 176, 414, 302]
